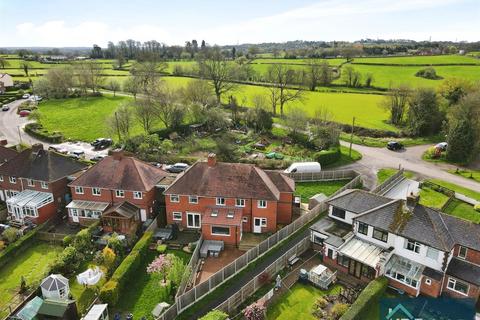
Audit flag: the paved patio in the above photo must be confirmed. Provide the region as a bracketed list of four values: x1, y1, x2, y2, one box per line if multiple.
[195, 247, 245, 285]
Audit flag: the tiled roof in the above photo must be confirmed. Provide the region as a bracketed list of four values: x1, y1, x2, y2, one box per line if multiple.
[70, 153, 169, 191]
[0, 145, 87, 182]
[327, 189, 392, 214]
[202, 206, 243, 226]
[103, 201, 139, 219]
[165, 161, 294, 200]
[446, 257, 480, 286]
[0, 146, 18, 164]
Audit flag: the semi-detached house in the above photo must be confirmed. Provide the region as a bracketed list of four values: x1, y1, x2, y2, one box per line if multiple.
[0, 144, 87, 224]
[67, 150, 171, 234]
[310, 189, 480, 302]
[164, 153, 295, 246]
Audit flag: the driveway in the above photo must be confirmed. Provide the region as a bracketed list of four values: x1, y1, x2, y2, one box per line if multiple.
[341, 141, 480, 193]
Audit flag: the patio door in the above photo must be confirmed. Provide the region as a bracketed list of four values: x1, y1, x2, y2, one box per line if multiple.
[13, 206, 23, 222]
[71, 209, 79, 223]
[187, 212, 201, 228]
[253, 218, 262, 233]
[348, 259, 362, 278]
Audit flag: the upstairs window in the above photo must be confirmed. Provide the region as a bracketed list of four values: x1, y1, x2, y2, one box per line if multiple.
[258, 200, 267, 208]
[170, 194, 179, 203]
[0, 175, 3, 182]
[9, 177, 16, 184]
[358, 222, 368, 235]
[41, 181, 48, 189]
[92, 188, 101, 196]
[216, 197, 225, 206]
[426, 247, 440, 260]
[373, 228, 388, 242]
[404, 239, 421, 254]
[75, 186, 84, 194]
[189, 196, 198, 204]
[116, 190, 125, 198]
[27, 179, 35, 187]
[331, 207, 346, 219]
[236, 198, 245, 207]
[458, 246, 468, 259]
[133, 191, 143, 199]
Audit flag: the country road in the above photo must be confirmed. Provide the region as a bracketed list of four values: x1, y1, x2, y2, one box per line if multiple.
[0, 99, 44, 146]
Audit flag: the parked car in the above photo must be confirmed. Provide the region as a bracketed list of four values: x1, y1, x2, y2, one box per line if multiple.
[91, 138, 112, 150]
[435, 142, 448, 151]
[19, 110, 31, 117]
[22, 93, 30, 99]
[69, 149, 85, 159]
[1, 105, 9, 111]
[165, 163, 189, 173]
[91, 155, 106, 162]
[29, 95, 42, 102]
[284, 162, 322, 174]
[387, 141, 404, 151]
[48, 145, 68, 154]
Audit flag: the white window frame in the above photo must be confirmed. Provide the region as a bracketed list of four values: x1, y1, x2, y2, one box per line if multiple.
[189, 195, 198, 204]
[258, 200, 267, 208]
[227, 211, 234, 218]
[404, 239, 421, 254]
[186, 212, 201, 228]
[75, 186, 84, 194]
[92, 187, 101, 196]
[447, 278, 469, 296]
[210, 210, 218, 217]
[27, 179, 35, 187]
[216, 197, 226, 206]
[116, 189, 125, 198]
[9, 176, 16, 184]
[40, 181, 48, 189]
[426, 247, 439, 260]
[458, 246, 468, 259]
[211, 225, 230, 236]
[172, 212, 182, 221]
[236, 198, 245, 207]
[133, 191, 143, 199]
[260, 218, 267, 227]
[170, 194, 179, 203]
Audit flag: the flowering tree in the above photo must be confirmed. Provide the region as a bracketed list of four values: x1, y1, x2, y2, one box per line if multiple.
[147, 254, 173, 285]
[244, 302, 266, 320]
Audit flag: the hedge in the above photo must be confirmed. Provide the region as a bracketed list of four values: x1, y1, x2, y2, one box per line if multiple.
[24, 123, 64, 143]
[0, 222, 49, 269]
[339, 277, 388, 320]
[99, 231, 153, 305]
[314, 147, 341, 166]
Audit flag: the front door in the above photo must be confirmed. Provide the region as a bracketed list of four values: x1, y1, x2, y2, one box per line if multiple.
[71, 209, 79, 223]
[348, 259, 362, 278]
[253, 218, 262, 233]
[187, 212, 201, 228]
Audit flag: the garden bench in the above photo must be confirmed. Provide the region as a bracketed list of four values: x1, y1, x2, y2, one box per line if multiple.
[288, 255, 300, 266]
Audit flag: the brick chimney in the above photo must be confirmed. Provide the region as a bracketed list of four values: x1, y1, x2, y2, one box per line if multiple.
[31, 143, 44, 154]
[112, 149, 124, 161]
[207, 153, 217, 167]
[406, 192, 420, 208]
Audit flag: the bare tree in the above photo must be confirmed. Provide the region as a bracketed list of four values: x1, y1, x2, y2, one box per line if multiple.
[123, 76, 141, 101]
[197, 47, 237, 103]
[341, 65, 361, 87]
[182, 79, 214, 106]
[75, 61, 105, 94]
[22, 62, 31, 77]
[34, 66, 74, 98]
[108, 103, 134, 141]
[130, 61, 167, 93]
[150, 84, 185, 129]
[133, 98, 158, 133]
[266, 64, 303, 116]
[304, 59, 328, 91]
[285, 107, 308, 134]
[383, 86, 411, 125]
[107, 79, 121, 96]
[0, 57, 9, 69]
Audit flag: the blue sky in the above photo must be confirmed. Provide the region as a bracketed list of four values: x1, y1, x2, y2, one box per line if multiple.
[0, 0, 479, 47]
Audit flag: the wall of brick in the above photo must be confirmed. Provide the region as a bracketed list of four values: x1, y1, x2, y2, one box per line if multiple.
[452, 245, 480, 265]
[442, 275, 480, 300]
[277, 192, 293, 225]
[387, 277, 419, 296]
[202, 224, 241, 246]
[419, 276, 442, 298]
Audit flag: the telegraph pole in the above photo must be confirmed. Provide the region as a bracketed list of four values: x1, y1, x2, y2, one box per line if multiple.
[349, 117, 355, 157]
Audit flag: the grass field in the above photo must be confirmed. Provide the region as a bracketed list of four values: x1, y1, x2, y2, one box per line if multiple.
[267, 283, 343, 320]
[419, 186, 450, 209]
[295, 180, 350, 203]
[443, 199, 480, 223]
[336, 64, 480, 89]
[352, 54, 480, 65]
[115, 249, 191, 319]
[448, 169, 480, 183]
[376, 168, 414, 184]
[0, 242, 63, 318]
[252, 58, 346, 66]
[37, 95, 143, 141]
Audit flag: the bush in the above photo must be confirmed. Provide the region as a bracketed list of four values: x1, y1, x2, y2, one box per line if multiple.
[63, 235, 74, 247]
[331, 303, 349, 319]
[340, 277, 388, 320]
[415, 67, 442, 80]
[2, 227, 19, 243]
[99, 280, 119, 305]
[99, 231, 153, 306]
[314, 147, 341, 166]
[474, 204, 480, 212]
[24, 123, 64, 143]
[199, 310, 229, 320]
[156, 244, 167, 253]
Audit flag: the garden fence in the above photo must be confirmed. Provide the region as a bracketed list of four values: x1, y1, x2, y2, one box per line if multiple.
[156, 170, 363, 320]
[287, 169, 358, 182]
[176, 236, 203, 297]
[372, 168, 405, 195]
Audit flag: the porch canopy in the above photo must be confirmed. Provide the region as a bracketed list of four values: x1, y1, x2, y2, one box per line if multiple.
[66, 200, 109, 212]
[6, 189, 53, 209]
[339, 237, 386, 268]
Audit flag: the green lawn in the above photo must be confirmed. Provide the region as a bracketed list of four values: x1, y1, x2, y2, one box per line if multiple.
[448, 169, 480, 184]
[252, 58, 346, 66]
[267, 283, 343, 320]
[336, 64, 480, 89]
[427, 179, 480, 201]
[0, 242, 63, 318]
[443, 199, 480, 223]
[37, 95, 145, 141]
[115, 249, 191, 319]
[377, 168, 414, 184]
[295, 180, 351, 203]
[352, 54, 480, 65]
[419, 186, 450, 209]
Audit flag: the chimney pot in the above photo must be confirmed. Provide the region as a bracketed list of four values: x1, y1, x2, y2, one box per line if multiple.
[32, 143, 44, 153]
[207, 153, 217, 167]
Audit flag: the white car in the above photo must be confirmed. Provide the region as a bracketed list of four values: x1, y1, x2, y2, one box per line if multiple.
[435, 142, 448, 151]
[22, 93, 30, 99]
[29, 95, 42, 102]
[165, 163, 189, 173]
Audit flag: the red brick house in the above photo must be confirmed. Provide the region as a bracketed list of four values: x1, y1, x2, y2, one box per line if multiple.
[164, 154, 295, 246]
[67, 151, 170, 234]
[0, 144, 87, 224]
[0, 145, 18, 166]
